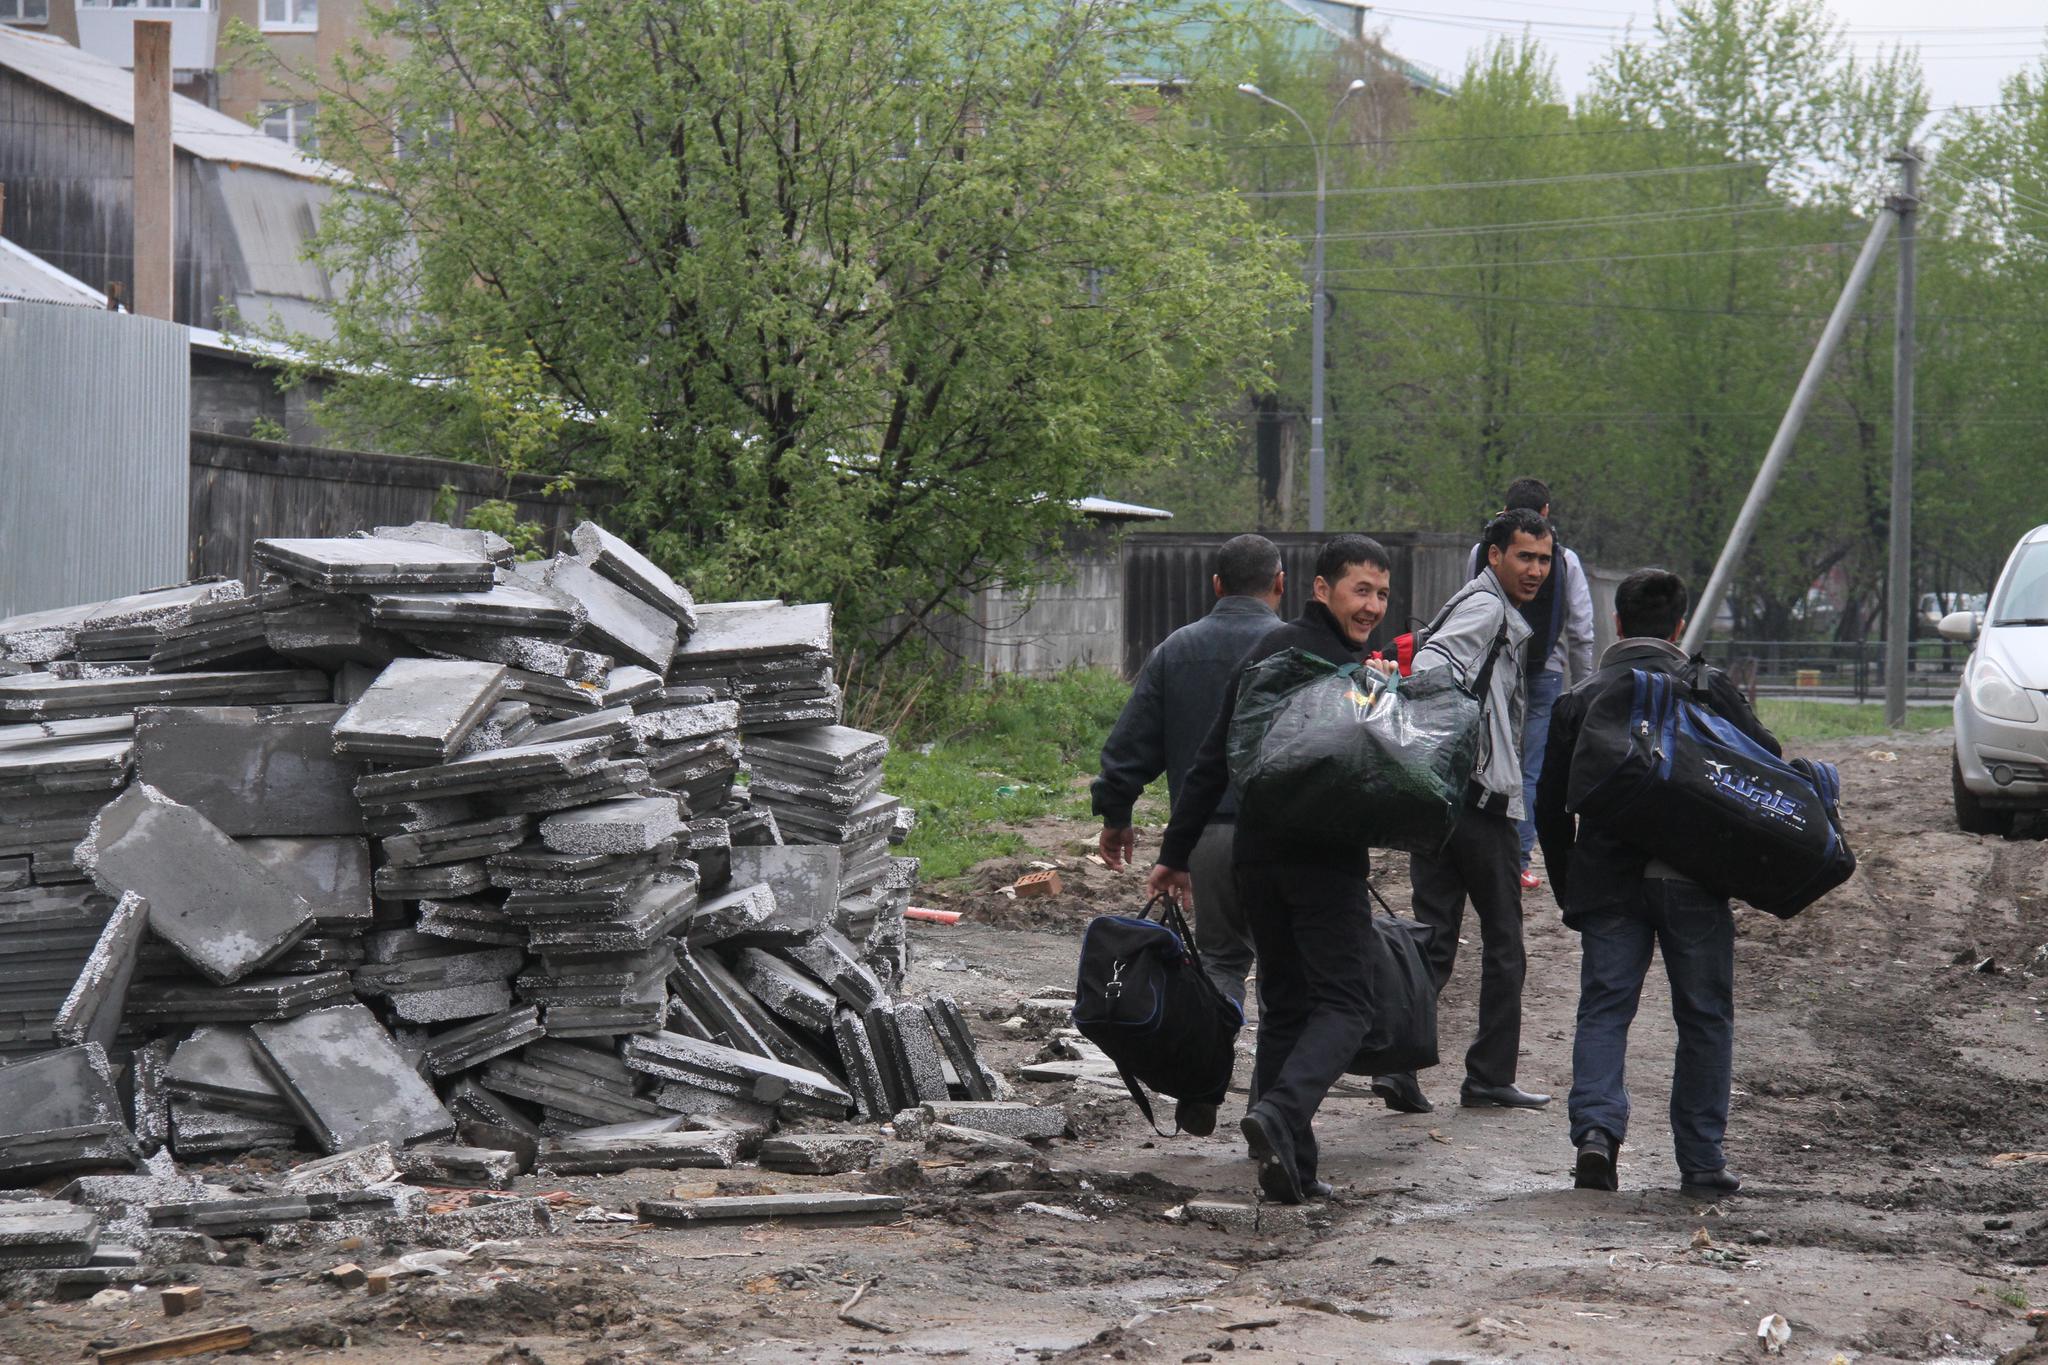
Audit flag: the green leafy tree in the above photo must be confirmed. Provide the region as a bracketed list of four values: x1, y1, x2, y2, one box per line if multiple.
[290, 0, 1298, 656]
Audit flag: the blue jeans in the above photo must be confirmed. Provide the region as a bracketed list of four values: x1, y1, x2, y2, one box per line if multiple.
[1567, 881, 1736, 1176]
[1517, 669, 1565, 869]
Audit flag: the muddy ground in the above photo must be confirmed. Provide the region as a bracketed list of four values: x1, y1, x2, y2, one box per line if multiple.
[6, 728, 2047, 1365]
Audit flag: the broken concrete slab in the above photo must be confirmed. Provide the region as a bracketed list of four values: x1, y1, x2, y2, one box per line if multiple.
[169, 1100, 297, 1156]
[353, 736, 611, 806]
[124, 971, 353, 1026]
[682, 882, 778, 947]
[280, 1143, 399, 1195]
[393, 1144, 520, 1188]
[727, 846, 840, 936]
[372, 859, 491, 901]
[889, 1001, 952, 1105]
[674, 601, 833, 665]
[622, 1030, 852, 1117]
[919, 1102, 1066, 1142]
[380, 814, 529, 869]
[333, 659, 509, 763]
[165, 1027, 301, 1122]
[417, 633, 611, 683]
[0, 1201, 99, 1268]
[777, 927, 886, 1010]
[370, 521, 516, 564]
[253, 537, 497, 592]
[251, 1004, 457, 1153]
[0, 669, 330, 723]
[134, 704, 366, 836]
[362, 581, 583, 636]
[537, 1127, 747, 1175]
[831, 1007, 889, 1120]
[926, 1123, 1041, 1164]
[539, 796, 685, 858]
[50, 891, 145, 1050]
[75, 784, 313, 985]
[569, 522, 699, 633]
[419, 1005, 544, 1077]
[522, 556, 678, 674]
[734, 948, 836, 1034]
[925, 996, 1002, 1103]
[237, 837, 374, 928]
[758, 1134, 879, 1175]
[637, 1191, 903, 1227]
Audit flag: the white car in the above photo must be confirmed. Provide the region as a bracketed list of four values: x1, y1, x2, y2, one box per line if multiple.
[1941, 523, 2048, 834]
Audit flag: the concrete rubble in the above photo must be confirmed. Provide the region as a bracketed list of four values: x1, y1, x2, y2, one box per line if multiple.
[0, 520, 1003, 1282]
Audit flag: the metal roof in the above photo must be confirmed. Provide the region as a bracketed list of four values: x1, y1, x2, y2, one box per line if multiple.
[1075, 496, 1173, 522]
[0, 236, 109, 309]
[0, 27, 349, 185]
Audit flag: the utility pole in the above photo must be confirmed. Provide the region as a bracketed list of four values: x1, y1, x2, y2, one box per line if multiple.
[1884, 148, 1921, 729]
[132, 20, 174, 321]
[1682, 202, 1900, 654]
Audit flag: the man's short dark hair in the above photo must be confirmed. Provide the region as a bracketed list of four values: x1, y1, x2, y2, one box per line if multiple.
[1313, 533, 1391, 584]
[1616, 568, 1688, 641]
[1215, 534, 1283, 596]
[1504, 477, 1551, 513]
[1482, 507, 1552, 553]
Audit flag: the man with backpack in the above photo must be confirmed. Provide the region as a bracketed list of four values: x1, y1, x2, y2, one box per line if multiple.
[1465, 478, 1595, 893]
[1372, 507, 1553, 1116]
[1092, 535, 1285, 1013]
[1535, 568, 1780, 1195]
[1143, 534, 1396, 1205]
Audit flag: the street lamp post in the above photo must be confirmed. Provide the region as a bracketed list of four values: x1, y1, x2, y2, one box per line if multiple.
[1239, 78, 1366, 534]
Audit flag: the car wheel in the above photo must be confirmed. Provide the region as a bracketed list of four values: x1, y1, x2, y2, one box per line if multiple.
[1953, 751, 2016, 836]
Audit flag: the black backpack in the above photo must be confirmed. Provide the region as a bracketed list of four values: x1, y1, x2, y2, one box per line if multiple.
[1567, 666, 1855, 919]
[1072, 897, 1242, 1133]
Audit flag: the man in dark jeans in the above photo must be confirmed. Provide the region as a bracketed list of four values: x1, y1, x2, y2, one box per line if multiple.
[1093, 535, 1284, 1134]
[1536, 568, 1780, 1195]
[1144, 535, 1397, 1205]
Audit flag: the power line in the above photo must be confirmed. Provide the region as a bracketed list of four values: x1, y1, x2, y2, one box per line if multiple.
[1294, 200, 1793, 244]
[1244, 160, 1764, 198]
[1323, 282, 2048, 326]
[1318, 235, 1911, 276]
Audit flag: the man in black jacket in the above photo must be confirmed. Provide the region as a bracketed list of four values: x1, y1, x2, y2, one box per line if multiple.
[1092, 534, 1285, 1011]
[1535, 568, 1780, 1195]
[1144, 534, 1396, 1206]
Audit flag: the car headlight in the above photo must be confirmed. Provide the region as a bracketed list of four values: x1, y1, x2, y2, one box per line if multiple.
[1969, 658, 2041, 724]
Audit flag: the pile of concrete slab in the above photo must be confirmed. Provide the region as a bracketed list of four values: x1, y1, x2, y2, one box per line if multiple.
[0, 520, 997, 1268]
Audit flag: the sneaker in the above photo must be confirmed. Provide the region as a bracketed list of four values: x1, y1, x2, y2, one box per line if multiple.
[1173, 1099, 1218, 1137]
[1519, 869, 1542, 891]
[1573, 1134, 1619, 1191]
[1239, 1105, 1304, 1205]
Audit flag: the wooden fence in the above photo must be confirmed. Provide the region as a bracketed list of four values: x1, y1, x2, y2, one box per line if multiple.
[188, 432, 612, 584]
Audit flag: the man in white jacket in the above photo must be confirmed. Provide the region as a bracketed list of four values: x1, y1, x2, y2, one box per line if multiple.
[1373, 508, 1553, 1114]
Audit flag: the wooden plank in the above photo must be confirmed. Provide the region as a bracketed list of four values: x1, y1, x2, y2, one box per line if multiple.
[95, 1324, 254, 1364]
[131, 21, 174, 321]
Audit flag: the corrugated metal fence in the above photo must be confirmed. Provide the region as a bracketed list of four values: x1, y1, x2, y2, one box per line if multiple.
[0, 303, 190, 618]
[188, 433, 607, 585]
[1122, 531, 1474, 677]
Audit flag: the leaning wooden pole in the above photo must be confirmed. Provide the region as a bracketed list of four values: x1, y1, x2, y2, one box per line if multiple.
[132, 19, 174, 321]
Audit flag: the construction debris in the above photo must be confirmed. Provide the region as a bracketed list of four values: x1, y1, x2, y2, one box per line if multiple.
[0, 520, 999, 1278]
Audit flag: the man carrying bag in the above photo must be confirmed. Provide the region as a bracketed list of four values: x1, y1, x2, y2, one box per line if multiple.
[1144, 534, 1397, 1206]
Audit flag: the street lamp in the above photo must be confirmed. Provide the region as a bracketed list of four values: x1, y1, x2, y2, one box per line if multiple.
[1238, 78, 1367, 533]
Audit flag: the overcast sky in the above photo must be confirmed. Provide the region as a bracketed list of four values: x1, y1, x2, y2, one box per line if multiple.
[1368, 0, 2046, 115]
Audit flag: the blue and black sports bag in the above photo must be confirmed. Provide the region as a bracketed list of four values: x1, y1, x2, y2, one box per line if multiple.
[1566, 668, 1855, 919]
[1072, 897, 1242, 1132]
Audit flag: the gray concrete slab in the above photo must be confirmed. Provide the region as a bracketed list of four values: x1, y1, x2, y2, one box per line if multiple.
[420, 1005, 544, 1077]
[734, 948, 836, 1034]
[537, 1127, 745, 1175]
[622, 1030, 851, 1117]
[362, 581, 583, 634]
[525, 556, 678, 673]
[50, 891, 144, 1050]
[280, 1143, 399, 1194]
[637, 1192, 903, 1226]
[539, 796, 685, 858]
[727, 846, 840, 935]
[758, 1133, 880, 1175]
[919, 1101, 1066, 1142]
[414, 633, 611, 682]
[674, 601, 832, 663]
[169, 1100, 297, 1156]
[165, 1026, 301, 1121]
[831, 1006, 890, 1120]
[135, 704, 365, 836]
[394, 1143, 521, 1188]
[76, 783, 313, 984]
[333, 659, 509, 762]
[251, 1003, 458, 1153]
[238, 836, 374, 927]
[570, 522, 699, 631]
[0, 669, 330, 723]
[253, 536, 497, 591]
[370, 521, 516, 563]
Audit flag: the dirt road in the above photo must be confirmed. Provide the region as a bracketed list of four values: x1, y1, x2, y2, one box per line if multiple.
[5, 729, 2044, 1364]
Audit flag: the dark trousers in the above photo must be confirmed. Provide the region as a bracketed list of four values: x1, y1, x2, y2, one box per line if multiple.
[1234, 859, 1374, 1183]
[1568, 880, 1735, 1175]
[1188, 822, 1254, 1006]
[1409, 805, 1525, 1087]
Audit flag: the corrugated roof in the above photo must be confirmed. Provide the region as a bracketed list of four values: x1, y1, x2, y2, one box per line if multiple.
[0, 27, 349, 185]
[0, 236, 109, 308]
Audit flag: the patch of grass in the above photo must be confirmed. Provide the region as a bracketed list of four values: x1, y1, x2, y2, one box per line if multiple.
[1754, 699, 1951, 743]
[1998, 1287, 2030, 1310]
[872, 669, 1162, 883]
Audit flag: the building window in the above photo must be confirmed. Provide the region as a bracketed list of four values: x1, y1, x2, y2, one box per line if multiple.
[393, 108, 455, 161]
[0, 0, 50, 25]
[259, 100, 318, 152]
[77, 0, 210, 9]
[260, 0, 315, 31]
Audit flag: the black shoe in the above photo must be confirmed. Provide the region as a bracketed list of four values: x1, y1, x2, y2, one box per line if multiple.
[1680, 1167, 1742, 1194]
[1239, 1105, 1304, 1206]
[1460, 1080, 1552, 1109]
[1174, 1099, 1218, 1137]
[1370, 1072, 1434, 1114]
[1573, 1134, 1618, 1191]
[1301, 1178, 1335, 1201]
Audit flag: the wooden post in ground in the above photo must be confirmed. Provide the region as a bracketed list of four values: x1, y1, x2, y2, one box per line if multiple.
[131, 20, 174, 321]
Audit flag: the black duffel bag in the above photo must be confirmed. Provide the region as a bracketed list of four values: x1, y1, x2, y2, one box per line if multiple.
[1568, 667, 1856, 919]
[1073, 896, 1242, 1133]
[1348, 900, 1440, 1077]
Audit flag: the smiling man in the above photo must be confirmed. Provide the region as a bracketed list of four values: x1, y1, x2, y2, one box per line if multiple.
[1373, 507, 1552, 1118]
[1144, 534, 1397, 1204]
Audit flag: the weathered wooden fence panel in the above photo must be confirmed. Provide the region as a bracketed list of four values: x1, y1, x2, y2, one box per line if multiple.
[188, 432, 611, 584]
[1121, 530, 1473, 678]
